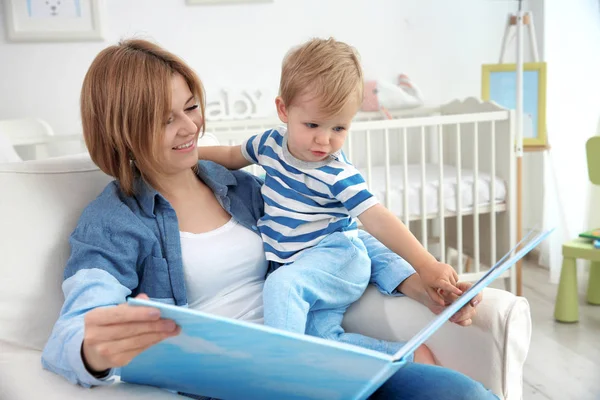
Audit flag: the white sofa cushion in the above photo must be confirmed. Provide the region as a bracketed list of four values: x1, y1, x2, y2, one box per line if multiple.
[0, 153, 112, 350]
[0, 132, 21, 163]
[0, 341, 180, 400]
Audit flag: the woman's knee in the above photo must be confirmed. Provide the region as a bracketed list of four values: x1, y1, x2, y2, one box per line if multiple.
[429, 368, 499, 400]
[373, 363, 499, 400]
[427, 366, 498, 400]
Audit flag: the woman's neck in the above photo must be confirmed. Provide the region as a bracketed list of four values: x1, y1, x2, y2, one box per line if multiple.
[150, 168, 203, 201]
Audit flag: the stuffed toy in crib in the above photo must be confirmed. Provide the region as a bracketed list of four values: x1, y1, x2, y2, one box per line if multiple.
[361, 74, 424, 115]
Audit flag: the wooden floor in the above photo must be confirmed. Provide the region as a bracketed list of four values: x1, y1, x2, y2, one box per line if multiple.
[491, 262, 600, 400]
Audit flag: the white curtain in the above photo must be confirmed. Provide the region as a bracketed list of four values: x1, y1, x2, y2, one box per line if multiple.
[539, 150, 572, 283]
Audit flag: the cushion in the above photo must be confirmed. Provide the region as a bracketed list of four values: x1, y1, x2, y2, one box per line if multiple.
[0, 342, 180, 400]
[0, 153, 112, 350]
[0, 132, 22, 163]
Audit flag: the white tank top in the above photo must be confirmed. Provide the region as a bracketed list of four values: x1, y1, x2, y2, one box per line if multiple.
[180, 218, 267, 324]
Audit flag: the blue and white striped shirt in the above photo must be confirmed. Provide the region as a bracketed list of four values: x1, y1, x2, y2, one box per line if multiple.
[241, 126, 378, 263]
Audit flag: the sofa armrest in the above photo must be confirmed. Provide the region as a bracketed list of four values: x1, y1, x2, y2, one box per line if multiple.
[342, 286, 531, 400]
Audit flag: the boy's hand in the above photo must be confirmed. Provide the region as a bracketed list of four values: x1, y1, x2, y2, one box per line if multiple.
[427, 282, 482, 326]
[418, 261, 462, 306]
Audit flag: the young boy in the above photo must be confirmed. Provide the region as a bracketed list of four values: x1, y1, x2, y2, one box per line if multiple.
[199, 38, 461, 357]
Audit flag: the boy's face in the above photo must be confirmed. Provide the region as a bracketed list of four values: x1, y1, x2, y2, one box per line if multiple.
[276, 92, 359, 162]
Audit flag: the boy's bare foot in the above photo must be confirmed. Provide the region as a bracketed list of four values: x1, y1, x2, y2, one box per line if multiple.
[414, 344, 437, 365]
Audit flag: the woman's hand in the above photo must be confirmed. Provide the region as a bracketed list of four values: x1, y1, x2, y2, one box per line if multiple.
[81, 294, 180, 374]
[398, 275, 482, 327]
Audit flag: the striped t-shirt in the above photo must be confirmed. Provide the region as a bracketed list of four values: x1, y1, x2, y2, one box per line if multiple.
[241, 126, 378, 264]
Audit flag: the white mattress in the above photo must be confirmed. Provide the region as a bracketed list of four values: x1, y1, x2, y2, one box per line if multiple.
[359, 164, 507, 218]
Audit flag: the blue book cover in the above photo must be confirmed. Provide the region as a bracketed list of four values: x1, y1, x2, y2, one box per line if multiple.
[121, 229, 552, 399]
[120, 302, 404, 399]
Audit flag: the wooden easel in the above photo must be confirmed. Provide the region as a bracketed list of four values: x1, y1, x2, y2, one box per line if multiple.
[499, 13, 539, 66]
[498, 8, 541, 296]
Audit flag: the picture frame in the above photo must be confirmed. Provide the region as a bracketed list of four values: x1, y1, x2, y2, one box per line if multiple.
[186, 0, 272, 5]
[481, 62, 548, 149]
[3, 0, 104, 42]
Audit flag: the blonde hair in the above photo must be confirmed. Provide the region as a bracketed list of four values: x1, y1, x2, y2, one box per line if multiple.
[279, 37, 363, 116]
[80, 39, 205, 196]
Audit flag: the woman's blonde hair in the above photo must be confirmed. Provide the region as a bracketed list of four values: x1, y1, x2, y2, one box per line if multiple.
[81, 39, 205, 196]
[279, 37, 363, 116]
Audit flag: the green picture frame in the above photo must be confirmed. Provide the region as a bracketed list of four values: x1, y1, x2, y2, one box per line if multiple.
[482, 62, 548, 148]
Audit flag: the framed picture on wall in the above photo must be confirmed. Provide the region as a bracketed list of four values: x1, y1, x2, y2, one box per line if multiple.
[481, 62, 548, 149]
[3, 0, 104, 42]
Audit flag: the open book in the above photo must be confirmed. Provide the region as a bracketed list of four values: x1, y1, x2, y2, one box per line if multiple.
[121, 229, 552, 400]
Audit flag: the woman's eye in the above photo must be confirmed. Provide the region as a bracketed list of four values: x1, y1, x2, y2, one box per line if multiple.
[166, 117, 174, 125]
[186, 104, 199, 112]
[305, 123, 318, 129]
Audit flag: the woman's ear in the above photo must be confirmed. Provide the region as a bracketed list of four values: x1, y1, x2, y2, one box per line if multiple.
[275, 97, 289, 123]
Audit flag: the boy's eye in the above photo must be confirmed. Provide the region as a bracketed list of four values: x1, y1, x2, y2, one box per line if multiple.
[305, 123, 318, 129]
[333, 126, 346, 132]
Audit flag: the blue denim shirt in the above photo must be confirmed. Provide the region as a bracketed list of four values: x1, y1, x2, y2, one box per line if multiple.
[41, 160, 415, 388]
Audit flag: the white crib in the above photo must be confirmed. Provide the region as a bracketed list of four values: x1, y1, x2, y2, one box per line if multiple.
[204, 97, 517, 292]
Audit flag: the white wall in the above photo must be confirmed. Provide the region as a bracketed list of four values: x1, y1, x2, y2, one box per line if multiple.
[538, 0, 600, 282]
[0, 0, 523, 136]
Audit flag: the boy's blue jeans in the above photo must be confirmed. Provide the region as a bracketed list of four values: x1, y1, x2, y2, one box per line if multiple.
[263, 231, 407, 356]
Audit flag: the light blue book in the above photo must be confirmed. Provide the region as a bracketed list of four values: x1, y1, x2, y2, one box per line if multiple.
[121, 229, 552, 400]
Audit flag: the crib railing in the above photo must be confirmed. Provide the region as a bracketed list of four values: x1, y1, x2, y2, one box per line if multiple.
[204, 98, 517, 290]
[345, 108, 515, 282]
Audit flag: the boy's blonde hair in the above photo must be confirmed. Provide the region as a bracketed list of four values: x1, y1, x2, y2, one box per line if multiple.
[279, 37, 363, 116]
[80, 39, 205, 196]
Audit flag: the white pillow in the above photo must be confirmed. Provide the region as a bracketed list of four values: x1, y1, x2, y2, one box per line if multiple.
[0, 154, 111, 350]
[0, 132, 22, 163]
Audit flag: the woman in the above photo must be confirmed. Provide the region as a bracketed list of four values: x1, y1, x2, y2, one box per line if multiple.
[41, 39, 496, 400]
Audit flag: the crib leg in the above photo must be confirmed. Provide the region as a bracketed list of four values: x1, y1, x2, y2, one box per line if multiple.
[503, 276, 512, 292]
[446, 247, 457, 269]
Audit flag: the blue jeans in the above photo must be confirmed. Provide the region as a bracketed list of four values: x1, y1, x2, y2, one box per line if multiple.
[369, 362, 499, 399]
[263, 231, 407, 356]
[183, 363, 499, 399]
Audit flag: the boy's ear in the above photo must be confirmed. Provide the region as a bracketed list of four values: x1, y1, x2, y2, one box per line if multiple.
[275, 97, 289, 123]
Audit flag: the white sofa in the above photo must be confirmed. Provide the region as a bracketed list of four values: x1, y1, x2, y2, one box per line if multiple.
[0, 152, 531, 400]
